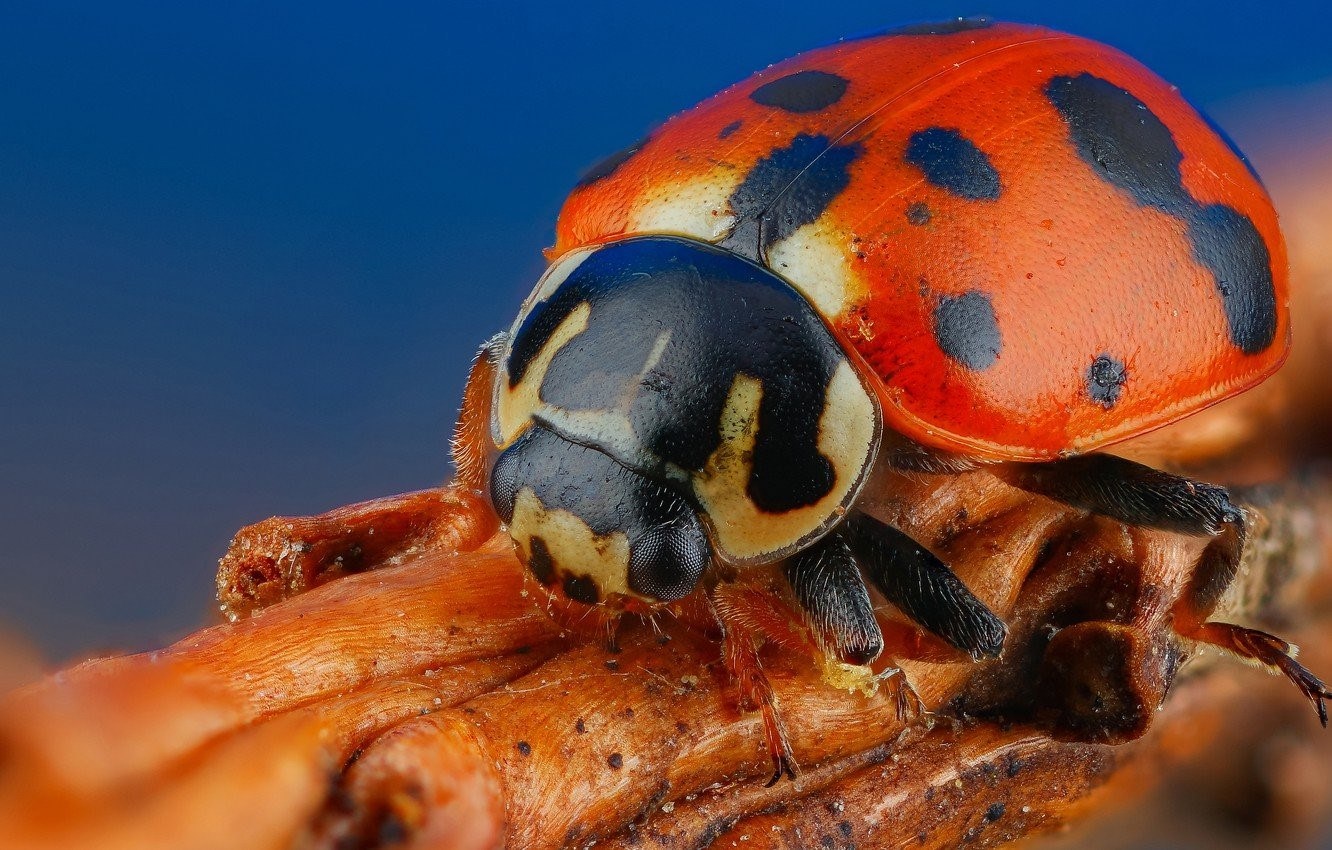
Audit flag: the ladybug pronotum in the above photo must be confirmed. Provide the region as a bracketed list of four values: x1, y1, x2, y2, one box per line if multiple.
[452, 18, 1327, 781]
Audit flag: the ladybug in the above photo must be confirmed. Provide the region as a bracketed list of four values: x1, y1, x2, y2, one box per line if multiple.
[452, 18, 1323, 781]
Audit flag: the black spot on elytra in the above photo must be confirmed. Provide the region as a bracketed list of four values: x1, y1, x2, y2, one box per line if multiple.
[1188, 204, 1278, 354]
[575, 138, 646, 188]
[607, 753, 624, 769]
[721, 133, 860, 261]
[933, 291, 1001, 370]
[563, 573, 601, 604]
[906, 128, 1001, 200]
[527, 536, 556, 585]
[984, 802, 1006, 823]
[750, 70, 849, 113]
[719, 119, 742, 139]
[1046, 73, 1277, 354]
[516, 740, 532, 756]
[1086, 354, 1127, 408]
[905, 201, 932, 226]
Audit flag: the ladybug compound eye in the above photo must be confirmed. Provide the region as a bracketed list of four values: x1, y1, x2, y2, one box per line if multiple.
[626, 492, 710, 602]
[489, 424, 712, 604]
[488, 441, 522, 525]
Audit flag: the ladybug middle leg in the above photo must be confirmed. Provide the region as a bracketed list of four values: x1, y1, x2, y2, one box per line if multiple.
[842, 513, 1008, 661]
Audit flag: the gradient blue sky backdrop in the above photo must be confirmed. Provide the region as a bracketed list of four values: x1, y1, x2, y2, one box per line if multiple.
[3, 1, 1330, 659]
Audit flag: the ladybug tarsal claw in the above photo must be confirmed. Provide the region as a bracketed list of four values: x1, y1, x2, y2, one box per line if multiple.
[765, 751, 799, 787]
[1184, 621, 1332, 729]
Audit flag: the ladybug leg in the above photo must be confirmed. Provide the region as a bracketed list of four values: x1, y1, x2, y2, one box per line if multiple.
[844, 513, 1007, 660]
[997, 454, 1241, 536]
[1177, 620, 1332, 727]
[1007, 455, 1332, 725]
[782, 528, 884, 666]
[1170, 522, 1332, 727]
[451, 332, 507, 491]
[708, 581, 804, 785]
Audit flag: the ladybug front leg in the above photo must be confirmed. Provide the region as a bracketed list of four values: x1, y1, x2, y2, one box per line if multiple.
[704, 580, 816, 785]
[782, 527, 883, 666]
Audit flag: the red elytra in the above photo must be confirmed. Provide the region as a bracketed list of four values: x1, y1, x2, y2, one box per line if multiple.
[551, 20, 1290, 462]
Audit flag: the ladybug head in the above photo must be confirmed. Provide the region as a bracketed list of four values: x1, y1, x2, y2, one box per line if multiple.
[489, 424, 711, 604]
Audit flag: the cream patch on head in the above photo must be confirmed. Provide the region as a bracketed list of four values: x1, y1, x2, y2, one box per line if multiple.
[495, 302, 591, 447]
[765, 221, 854, 317]
[691, 362, 879, 564]
[510, 488, 632, 598]
[629, 173, 739, 243]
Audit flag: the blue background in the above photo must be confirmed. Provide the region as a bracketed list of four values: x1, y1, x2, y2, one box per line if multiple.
[3, 1, 1330, 660]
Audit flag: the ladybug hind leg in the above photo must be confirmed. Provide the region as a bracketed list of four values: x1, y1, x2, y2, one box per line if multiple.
[997, 453, 1242, 536]
[1002, 453, 1332, 725]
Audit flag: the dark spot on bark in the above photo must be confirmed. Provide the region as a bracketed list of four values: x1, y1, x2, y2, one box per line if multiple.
[575, 718, 587, 734]
[608, 752, 624, 769]
[985, 802, 1006, 822]
[905, 128, 1001, 200]
[516, 740, 532, 756]
[933, 291, 1001, 370]
[719, 119, 743, 139]
[751, 70, 849, 113]
[379, 811, 409, 845]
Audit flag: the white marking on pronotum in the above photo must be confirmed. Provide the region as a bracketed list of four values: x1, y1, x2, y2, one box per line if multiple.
[692, 360, 880, 563]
